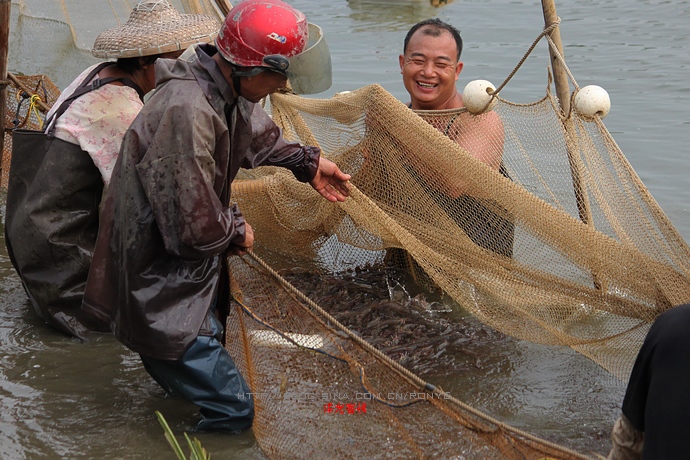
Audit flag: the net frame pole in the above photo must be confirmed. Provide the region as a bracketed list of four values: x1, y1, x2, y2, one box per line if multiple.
[213, 0, 232, 16]
[541, 0, 594, 226]
[0, 0, 10, 176]
[542, 0, 599, 291]
[541, 0, 570, 117]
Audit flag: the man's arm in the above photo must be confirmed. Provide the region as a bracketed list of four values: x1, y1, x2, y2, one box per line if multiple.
[452, 110, 505, 171]
[242, 104, 351, 201]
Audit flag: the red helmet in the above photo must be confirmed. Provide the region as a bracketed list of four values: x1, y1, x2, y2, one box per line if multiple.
[216, 0, 308, 71]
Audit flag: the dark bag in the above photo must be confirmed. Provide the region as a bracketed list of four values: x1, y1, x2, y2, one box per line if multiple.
[4, 63, 144, 338]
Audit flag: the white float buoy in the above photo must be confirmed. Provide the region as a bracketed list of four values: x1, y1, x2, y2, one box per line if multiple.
[462, 80, 497, 114]
[573, 85, 611, 119]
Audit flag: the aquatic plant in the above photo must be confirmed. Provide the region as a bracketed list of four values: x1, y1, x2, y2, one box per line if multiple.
[155, 411, 210, 460]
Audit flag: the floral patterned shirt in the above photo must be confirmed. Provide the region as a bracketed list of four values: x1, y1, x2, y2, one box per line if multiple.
[46, 64, 144, 185]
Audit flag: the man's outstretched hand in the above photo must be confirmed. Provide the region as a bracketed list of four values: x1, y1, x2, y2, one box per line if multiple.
[309, 157, 351, 202]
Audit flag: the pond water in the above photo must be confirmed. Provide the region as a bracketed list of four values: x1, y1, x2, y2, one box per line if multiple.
[2, 0, 689, 458]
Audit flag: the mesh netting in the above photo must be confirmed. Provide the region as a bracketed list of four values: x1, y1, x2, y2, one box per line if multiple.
[5, 1, 690, 458]
[226, 252, 593, 460]
[11, 0, 224, 51]
[8, 0, 226, 89]
[230, 84, 690, 383]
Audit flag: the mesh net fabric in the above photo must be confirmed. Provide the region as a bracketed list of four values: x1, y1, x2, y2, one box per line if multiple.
[5, 1, 690, 458]
[226, 252, 593, 460]
[223, 85, 690, 457]
[7, 0, 223, 78]
[231, 84, 690, 382]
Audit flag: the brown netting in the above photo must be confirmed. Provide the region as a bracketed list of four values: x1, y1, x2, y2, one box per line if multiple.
[5, 1, 690, 458]
[226, 251, 594, 460]
[229, 83, 690, 384]
[220, 80, 690, 458]
[1, 73, 60, 190]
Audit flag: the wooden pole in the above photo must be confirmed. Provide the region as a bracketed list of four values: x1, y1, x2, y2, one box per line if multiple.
[541, 0, 600, 289]
[541, 0, 571, 117]
[541, 0, 593, 225]
[7, 71, 50, 112]
[0, 0, 11, 178]
[215, 0, 232, 16]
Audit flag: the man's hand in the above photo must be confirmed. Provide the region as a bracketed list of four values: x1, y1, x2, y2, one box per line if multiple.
[227, 222, 254, 256]
[309, 157, 351, 202]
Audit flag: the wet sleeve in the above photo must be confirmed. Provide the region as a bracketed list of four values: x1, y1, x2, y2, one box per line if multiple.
[135, 105, 244, 259]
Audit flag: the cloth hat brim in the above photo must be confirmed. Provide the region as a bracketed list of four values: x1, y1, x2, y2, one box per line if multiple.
[92, 0, 220, 59]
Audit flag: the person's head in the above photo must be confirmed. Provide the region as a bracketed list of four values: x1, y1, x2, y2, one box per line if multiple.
[91, 0, 220, 92]
[399, 19, 464, 110]
[213, 0, 310, 102]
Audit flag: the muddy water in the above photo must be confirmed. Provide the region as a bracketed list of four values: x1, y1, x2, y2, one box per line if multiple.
[282, 265, 621, 455]
[0, 201, 264, 459]
[3, 0, 690, 458]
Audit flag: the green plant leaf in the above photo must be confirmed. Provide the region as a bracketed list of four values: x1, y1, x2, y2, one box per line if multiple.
[155, 411, 187, 460]
[185, 432, 210, 460]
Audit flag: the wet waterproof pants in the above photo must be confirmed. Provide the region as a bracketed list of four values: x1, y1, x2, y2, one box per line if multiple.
[140, 314, 254, 432]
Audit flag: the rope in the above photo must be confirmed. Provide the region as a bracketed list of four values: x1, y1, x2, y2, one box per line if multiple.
[492, 21, 560, 96]
[7, 72, 51, 112]
[545, 34, 581, 92]
[12, 90, 29, 129]
[236, 250, 597, 459]
[28, 95, 44, 130]
[230, 260, 427, 409]
[490, 19, 582, 111]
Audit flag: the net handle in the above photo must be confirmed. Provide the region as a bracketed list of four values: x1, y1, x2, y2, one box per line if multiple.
[7, 72, 51, 113]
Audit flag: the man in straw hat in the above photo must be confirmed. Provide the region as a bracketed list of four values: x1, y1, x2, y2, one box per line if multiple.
[82, 0, 350, 432]
[4, 0, 220, 340]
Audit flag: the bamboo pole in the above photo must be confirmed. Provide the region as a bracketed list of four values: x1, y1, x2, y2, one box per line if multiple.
[541, 0, 600, 290]
[541, 0, 570, 117]
[541, 0, 593, 226]
[215, 0, 232, 16]
[0, 0, 11, 178]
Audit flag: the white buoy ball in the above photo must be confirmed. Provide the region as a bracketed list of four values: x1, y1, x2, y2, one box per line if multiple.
[462, 80, 497, 114]
[573, 85, 611, 119]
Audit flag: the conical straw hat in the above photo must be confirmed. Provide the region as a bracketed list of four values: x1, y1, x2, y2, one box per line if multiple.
[92, 0, 220, 59]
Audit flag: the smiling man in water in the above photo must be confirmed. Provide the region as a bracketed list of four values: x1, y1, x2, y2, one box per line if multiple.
[397, 19, 513, 257]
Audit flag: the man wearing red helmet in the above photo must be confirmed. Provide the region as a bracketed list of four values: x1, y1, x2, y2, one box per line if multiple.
[82, 0, 350, 432]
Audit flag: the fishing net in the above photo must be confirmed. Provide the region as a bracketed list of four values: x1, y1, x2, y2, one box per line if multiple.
[219, 82, 690, 458]
[225, 251, 593, 460]
[229, 83, 690, 383]
[4, 0, 690, 458]
[7, 0, 228, 89]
